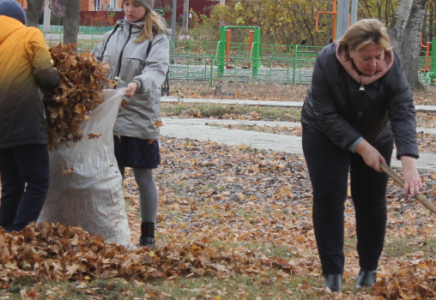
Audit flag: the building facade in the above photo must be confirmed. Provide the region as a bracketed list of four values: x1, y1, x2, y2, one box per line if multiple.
[17, 0, 220, 16]
[80, 0, 123, 11]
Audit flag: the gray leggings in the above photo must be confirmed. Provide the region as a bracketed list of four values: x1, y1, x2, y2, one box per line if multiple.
[121, 167, 158, 223]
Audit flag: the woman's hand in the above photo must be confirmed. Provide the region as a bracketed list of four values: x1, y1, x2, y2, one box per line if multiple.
[355, 139, 385, 172]
[125, 82, 138, 98]
[401, 156, 421, 198]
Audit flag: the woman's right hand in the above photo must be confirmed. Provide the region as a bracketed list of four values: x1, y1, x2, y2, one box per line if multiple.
[125, 82, 138, 98]
[355, 139, 385, 172]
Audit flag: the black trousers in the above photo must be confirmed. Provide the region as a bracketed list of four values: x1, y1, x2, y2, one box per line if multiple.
[0, 144, 49, 232]
[302, 130, 393, 275]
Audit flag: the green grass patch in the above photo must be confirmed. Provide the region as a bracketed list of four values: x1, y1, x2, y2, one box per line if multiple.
[161, 102, 301, 121]
[384, 237, 436, 258]
[0, 275, 328, 300]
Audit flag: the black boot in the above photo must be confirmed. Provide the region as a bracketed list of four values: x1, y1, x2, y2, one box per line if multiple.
[139, 222, 155, 248]
[356, 270, 376, 288]
[322, 274, 342, 293]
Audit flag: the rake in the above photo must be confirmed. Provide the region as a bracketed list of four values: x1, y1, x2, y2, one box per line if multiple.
[380, 162, 436, 215]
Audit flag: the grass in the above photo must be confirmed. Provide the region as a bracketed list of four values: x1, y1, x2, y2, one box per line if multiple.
[384, 237, 436, 258]
[0, 273, 328, 300]
[1, 270, 384, 299]
[161, 102, 302, 121]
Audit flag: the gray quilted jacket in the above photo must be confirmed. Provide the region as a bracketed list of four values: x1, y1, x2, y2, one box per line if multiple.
[92, 19, 170, 140]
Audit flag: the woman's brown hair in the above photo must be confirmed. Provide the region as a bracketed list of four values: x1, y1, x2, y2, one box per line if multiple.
[337, 19, 391, 61]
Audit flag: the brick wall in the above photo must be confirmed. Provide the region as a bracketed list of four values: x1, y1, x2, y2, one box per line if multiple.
[80, 0, 92, 11]
[17, 0, 27, 9]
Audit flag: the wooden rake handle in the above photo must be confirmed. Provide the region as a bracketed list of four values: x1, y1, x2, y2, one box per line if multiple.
[380, 162, 436, 216]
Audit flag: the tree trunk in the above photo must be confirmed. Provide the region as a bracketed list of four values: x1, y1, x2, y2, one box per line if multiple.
[389, 0, 413, 53]
[402, 0, 428, 90]
[182, 0, 189, 32]
[63, 0, 80, 45]
[26, 0, 45, 28]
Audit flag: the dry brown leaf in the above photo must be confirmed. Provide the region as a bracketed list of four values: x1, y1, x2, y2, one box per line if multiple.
[42, 43, 117, 149]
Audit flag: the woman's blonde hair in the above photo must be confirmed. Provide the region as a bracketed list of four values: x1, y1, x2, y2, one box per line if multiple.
[337, 19, 391, 60]
[123, 0, 167, 43]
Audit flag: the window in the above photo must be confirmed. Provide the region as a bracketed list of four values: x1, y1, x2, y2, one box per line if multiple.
[94, 0, 101, 11]
[111, 0, 117, 9]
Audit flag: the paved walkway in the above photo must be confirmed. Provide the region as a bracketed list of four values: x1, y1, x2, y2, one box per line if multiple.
[160, 100, 436, 171]
[161, 96, 436, 112]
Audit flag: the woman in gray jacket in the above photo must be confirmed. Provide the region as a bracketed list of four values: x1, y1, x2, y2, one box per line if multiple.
[92, 0, 169, 248]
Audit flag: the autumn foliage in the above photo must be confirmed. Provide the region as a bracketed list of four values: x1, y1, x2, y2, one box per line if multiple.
[42, 43, 116, 149]
[0, 135, 436, 298]
[80, 11, 116, 27]
[0, 222, 296, 288]
[191, 0, 400, 46]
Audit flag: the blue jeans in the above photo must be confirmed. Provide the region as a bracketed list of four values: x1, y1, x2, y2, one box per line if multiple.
[0, 144, 49, 232]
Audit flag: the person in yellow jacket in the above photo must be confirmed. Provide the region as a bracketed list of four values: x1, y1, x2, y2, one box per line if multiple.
[0, 0, 60, 232]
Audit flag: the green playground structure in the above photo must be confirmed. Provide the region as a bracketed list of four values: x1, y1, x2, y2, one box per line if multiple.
[217, 25, 261, 77]
[421, 37, 436, 84]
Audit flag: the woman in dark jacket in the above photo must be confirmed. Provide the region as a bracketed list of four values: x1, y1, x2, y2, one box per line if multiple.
[301, 19, 421, 292]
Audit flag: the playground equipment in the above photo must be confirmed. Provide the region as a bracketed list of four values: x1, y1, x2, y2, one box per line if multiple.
[217, 26, 261, 77]
[154, 9, 165, 17]
[421, 34, 431, 72]
[422, 38, 436, 83]
[316, 0, 355, 42]
[316, 0, 338, 41]
[421, 38, 436, 83]
[225, 29, 255, 69]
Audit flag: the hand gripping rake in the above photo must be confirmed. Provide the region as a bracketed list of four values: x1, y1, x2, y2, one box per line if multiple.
[380, 162, 436, 215]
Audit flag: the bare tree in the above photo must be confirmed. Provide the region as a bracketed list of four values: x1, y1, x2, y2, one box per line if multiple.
[182, 0, 189, 32]
[27, 0, 45, 27]
[401, 0, 428, 90]
[389, 0, 413, 52]
[63, 0, 80, 45]
[389, 0, 428, 90]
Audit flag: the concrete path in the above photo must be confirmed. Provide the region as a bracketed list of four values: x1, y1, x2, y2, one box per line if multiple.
[161, 96, 436, 112]
[161, 118, 436, 171]
[163, 118, 436, 135]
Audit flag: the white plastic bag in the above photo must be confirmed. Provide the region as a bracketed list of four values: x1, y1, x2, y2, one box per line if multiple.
[38, 88, 134, 249]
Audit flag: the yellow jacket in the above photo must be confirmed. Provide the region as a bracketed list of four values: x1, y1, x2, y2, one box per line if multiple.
[0, 16, 60, 148]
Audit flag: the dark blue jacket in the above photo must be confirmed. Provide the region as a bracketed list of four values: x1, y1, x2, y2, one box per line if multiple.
[301, 43, 418, 159]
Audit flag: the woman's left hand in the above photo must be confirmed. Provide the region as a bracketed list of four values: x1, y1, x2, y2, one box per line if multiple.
[125, 82, 138, 98]
[401, 156, 422, 198]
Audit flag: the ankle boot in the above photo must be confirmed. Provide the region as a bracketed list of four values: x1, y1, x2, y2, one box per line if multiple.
[322, 274, 342, 293]
[139, 222, 155, 248]
[356, 269, 376, 288]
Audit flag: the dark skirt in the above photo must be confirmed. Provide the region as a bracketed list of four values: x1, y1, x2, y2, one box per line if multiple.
[114, 136, 160, 169]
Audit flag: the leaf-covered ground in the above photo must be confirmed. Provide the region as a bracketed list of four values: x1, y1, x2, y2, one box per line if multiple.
[209, 123, 436, 154]
[1, 81, 436, 299]
[170, 80, 436, 105]
[1, 137, 436, 299]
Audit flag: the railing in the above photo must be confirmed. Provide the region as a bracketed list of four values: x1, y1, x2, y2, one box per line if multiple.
[168, 54, 317, 85]
[42, 30, 434, 85]
[39, 25, 114, 34]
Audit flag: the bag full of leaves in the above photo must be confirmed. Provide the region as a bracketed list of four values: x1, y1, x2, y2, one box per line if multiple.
[38, 44, 133, 248]
[38, 88, 134, 249]
[42, 43, 116, 149]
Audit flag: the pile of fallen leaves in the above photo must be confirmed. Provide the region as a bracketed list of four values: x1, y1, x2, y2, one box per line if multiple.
[42, 43, 117, 148]
[0, 222, 295, 289]
[371, 260, 436, 299]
